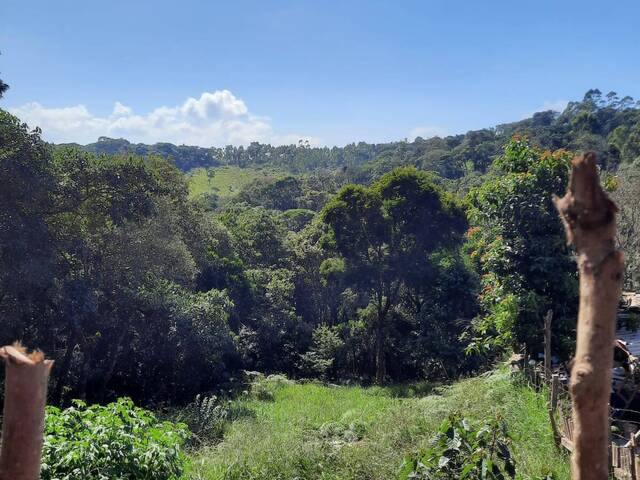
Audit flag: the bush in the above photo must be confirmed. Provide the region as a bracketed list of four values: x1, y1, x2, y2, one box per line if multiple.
[42, 398, 190, 480]
[299, 324, 344, 379]
[174, 394, 229, 446]
[248, 372, 294, 401]
[400, 414, 516, 480]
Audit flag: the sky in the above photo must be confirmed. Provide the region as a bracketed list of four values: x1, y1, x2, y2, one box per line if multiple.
[1, 0, 640, 147]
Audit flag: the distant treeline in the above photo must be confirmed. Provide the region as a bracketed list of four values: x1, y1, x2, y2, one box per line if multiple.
[64, 89, 640, 175]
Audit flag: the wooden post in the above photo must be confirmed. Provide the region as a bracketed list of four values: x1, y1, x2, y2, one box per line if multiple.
[551, 374, 559, 411]
[0, 344, 53, 480]
[554, 152, 624, 480]
[630, 434, 637, 480]
[549, 373, 561, 447]
[544, 309, 553, 382]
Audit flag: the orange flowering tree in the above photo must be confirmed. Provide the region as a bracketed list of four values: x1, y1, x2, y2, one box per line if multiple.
[464, 137, 578, 357]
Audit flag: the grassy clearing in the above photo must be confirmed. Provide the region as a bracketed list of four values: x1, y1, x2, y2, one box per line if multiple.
[187, 166, 282, 199]
[187, 370, 569, 480]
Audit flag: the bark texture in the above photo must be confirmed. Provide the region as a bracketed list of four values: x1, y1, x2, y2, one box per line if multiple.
[0, 344, 53, 480]
[554, 152, 624, 480]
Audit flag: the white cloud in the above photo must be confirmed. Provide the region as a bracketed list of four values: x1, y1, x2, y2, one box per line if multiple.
[112, 101, 132, 116]
[523, 99, 569, 118]
[9, 90, 319, 147]
[408, 125, 447, 141]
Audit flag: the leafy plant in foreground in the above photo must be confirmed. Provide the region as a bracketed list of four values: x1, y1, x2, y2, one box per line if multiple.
[400, 414, 516, 480]
[41, 398, 190, 480]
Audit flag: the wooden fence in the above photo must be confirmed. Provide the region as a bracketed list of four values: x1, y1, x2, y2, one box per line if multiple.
[522, 361, 640, 479]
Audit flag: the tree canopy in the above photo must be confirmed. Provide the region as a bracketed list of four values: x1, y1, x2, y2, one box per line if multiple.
[465, 137, 578, 356]
[322, 168, 468, 383]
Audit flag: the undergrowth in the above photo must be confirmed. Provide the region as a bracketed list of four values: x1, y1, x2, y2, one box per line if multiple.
[187, 368, 569, 479]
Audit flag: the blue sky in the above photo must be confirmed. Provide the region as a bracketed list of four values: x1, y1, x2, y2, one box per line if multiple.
[1, 0, 640, 147]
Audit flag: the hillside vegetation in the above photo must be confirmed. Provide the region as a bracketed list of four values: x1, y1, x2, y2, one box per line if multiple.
[188, 370, 568, 480]
[72, 89, 640, 178]
[188, 166, 282, 199]
[3, 84, 640, 478]
[5, 90, 640, 407]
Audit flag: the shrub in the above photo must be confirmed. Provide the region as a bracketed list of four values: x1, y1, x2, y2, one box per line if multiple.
[299, 324, 344, 379]
[42, 398, 190, 480]
[400, 414, 516, 480]
[174, 394, 229, 446]
[248, 372, 294, 401]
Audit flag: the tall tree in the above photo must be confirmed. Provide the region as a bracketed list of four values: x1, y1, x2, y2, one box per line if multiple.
[466, 137, 578, 356]
[321, 167, 467, 383]
[0, 111, 58, 344]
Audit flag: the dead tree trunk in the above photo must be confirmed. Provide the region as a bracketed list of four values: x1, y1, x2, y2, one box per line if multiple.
[554, 152, 624, 480]
[0, 344, 53, 480]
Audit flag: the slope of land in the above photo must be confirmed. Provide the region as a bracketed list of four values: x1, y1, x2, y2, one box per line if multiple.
[187, 166, 283, 199]
[188, 369, 569, 480]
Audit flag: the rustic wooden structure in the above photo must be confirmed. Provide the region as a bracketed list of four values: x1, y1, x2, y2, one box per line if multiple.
[524, 361, 640, 479]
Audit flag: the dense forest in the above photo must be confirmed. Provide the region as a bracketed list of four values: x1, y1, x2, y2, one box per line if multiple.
[2, 88, 640, 411]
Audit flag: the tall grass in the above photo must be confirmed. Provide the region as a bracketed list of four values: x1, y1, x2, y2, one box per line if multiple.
[187, 370, 569, 479]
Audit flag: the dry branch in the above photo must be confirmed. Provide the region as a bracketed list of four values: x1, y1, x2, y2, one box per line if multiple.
[554, 152, 624, 480]
[0, 344, 53, 480]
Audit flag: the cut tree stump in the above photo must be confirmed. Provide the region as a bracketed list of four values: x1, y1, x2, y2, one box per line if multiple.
[0, 344, 53, 480]
[554, 152, 624, 480]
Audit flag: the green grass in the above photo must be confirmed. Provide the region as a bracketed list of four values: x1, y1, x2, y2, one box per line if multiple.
[187, 370, 569, 480]
[187, 166, 282, 199]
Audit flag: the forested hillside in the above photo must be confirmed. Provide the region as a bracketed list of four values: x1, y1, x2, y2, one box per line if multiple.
[67, 89, 640, 177]
[3, 88, 640, 409]
[4, 86, 640, 478]
[5, 0, 640, 472]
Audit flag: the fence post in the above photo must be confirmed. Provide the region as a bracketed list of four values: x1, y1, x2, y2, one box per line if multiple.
[0, 344, 53, 480]
[549, 374, 561, 447]
[544, 310, 553, 383]
[551, 374, 559, 411]
[631, 434, 637, 480]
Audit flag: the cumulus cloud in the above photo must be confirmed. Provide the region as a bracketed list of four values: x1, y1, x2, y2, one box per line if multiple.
[408, 125, 447, 141]
[10, 90, 318, 147]
[523, 99, 569, 118]
[112, 101, 132, 116]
